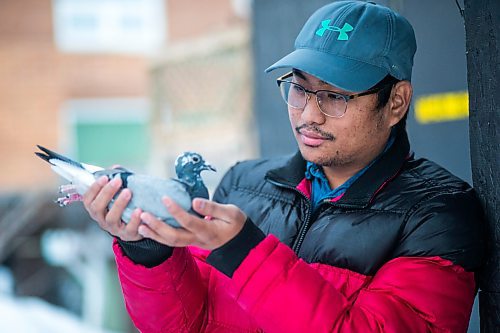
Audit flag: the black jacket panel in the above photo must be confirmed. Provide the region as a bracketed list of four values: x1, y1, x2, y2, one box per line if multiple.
[213, 131, 485, 276]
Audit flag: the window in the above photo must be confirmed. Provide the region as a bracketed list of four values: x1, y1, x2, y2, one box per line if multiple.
[62, 98, 150, 171]
[52, 0, 166, 54]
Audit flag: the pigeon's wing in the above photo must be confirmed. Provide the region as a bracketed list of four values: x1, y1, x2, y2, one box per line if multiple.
[124, 175, 192, 228]
[94, 166, 133, 178]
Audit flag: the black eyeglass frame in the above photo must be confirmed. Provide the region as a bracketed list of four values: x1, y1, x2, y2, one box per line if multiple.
[276, 71, 391, 118]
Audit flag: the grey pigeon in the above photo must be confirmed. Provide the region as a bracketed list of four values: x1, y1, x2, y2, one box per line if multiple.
[35, 145, 216, 228]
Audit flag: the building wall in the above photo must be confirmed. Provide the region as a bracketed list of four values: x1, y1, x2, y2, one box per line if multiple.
[167, 0, 239, 42]
[0, 0, 243, 192]
[0, 0, 59, 191]
[0, 0, 151, 191]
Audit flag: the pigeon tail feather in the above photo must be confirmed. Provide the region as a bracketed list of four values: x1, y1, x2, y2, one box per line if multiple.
[36, 145, 85, 169]
[35, 145, 102, 193]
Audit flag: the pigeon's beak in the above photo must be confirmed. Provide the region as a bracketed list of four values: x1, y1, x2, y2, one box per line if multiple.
[202, 162, 216, 172]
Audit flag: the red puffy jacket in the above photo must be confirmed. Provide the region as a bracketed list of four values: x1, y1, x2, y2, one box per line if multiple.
[114, 238, 475, 332]
[114, 130, 483, 332]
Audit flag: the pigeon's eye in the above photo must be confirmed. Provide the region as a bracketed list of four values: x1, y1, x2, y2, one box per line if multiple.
[192, 156, 200, 163]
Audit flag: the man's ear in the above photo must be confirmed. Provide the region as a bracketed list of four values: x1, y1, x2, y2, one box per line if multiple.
[387, 81, 412, 127]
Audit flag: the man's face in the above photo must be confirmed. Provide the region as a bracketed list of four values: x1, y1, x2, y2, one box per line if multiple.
[288, 70, 394, 171]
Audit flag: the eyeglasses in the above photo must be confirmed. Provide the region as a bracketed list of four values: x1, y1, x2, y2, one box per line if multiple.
[276, 72, 388, 118]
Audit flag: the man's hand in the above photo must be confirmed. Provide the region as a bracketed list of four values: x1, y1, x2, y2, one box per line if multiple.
[138, 197, 247, 250]
[82, 176, 143, 241]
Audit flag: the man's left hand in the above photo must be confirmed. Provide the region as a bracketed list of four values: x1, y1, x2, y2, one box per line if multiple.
[138, 197, 247, 250]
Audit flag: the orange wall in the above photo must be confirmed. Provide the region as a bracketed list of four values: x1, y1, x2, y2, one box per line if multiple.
[168, 0, 238, 41]
[0, 0, 61, 190]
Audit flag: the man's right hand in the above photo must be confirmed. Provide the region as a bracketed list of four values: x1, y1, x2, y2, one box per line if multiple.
[83, 176, 143, 241]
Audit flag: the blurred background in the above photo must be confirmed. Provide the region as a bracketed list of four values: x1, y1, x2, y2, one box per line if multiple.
[0, 0, 477, 332]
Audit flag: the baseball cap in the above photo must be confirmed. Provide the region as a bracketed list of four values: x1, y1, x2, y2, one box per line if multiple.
[265, 1, 417, 92]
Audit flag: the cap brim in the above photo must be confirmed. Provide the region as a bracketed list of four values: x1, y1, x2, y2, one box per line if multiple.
[265, 48, 388, 92]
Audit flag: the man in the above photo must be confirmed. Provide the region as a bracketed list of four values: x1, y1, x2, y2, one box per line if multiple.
[84, 1, 485, 332]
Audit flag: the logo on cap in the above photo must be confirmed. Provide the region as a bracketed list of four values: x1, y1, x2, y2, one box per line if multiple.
[315, 20, 353, 40]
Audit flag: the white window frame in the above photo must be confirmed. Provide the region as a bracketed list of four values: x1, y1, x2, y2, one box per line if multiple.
[52, 0, 167, 54]
[59, 97, 150, 169]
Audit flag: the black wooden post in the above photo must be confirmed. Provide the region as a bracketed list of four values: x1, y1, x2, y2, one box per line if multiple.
[463, 0, 500, 331]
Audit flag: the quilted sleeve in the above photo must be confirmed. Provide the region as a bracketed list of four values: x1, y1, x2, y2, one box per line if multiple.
[227, 235, 476, 333]
[113, 241, 207, 333]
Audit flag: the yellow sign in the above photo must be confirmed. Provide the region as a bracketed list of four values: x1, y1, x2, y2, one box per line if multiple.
[415, 91, 469, 124]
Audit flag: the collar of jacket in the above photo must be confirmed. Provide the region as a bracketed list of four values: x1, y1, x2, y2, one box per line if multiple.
[265, 128, 411, 208]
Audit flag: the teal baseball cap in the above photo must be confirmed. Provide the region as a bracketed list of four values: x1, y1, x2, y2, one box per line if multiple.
[265, 1, 417, 92]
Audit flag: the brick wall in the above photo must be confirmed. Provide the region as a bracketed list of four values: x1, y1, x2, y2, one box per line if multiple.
[167, 0, 239, 42]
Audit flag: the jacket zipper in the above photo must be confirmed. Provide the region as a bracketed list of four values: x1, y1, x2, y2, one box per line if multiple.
[291, 208, 313, 253]
[267, 179, 313, 254]
[292, 200, 337, 253]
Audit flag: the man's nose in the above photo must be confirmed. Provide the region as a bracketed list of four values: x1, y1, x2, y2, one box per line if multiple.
[301, 93, 326, 124]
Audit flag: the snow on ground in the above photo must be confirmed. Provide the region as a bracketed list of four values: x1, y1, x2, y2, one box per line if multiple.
[0, 294, 122, 333]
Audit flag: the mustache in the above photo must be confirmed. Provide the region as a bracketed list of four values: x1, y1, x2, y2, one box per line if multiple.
[295, 124, 335, 140]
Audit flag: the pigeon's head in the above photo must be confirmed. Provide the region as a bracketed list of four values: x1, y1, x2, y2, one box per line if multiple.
[175, 152, 215, 184]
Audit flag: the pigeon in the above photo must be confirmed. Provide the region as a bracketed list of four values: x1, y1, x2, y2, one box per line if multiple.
[35, 145, 216, 228]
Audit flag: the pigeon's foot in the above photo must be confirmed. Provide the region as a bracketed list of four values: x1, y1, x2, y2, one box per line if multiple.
[56, 193, 83, 207]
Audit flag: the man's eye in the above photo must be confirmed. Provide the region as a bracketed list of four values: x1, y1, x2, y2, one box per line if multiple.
[326, 92, 343, 101]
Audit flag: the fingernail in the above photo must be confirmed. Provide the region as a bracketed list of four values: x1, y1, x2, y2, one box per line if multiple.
[121, 189, 131, 199]
[140, 212, 149, 224]
[162, 196, 172, 207]
[97, 176, 108, 186]
[195, 198, 206, 210]
[138, 226, 147, 236]
[110, 177, 121, 188]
